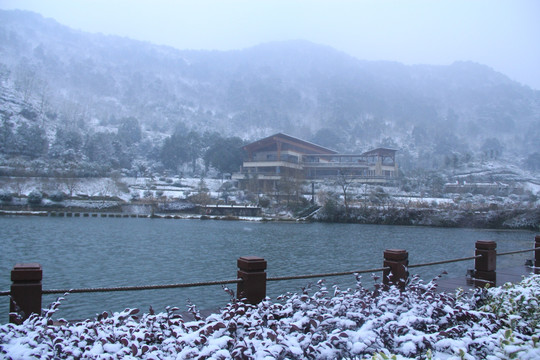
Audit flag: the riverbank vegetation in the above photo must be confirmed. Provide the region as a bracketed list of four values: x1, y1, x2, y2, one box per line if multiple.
[1, 274, 539, 359]
[0, 173, 538, 230]
[314, 200, 540, 231]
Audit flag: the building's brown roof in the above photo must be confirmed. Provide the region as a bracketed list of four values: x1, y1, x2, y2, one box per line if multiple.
[243, 133, 337, 155]
[361, 148, 397, 157]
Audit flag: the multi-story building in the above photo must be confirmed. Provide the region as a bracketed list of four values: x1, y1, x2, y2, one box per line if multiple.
[233, 133, 398, 188]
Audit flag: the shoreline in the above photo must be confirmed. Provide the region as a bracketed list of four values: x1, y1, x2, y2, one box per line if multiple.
[0, 207, 538, 231]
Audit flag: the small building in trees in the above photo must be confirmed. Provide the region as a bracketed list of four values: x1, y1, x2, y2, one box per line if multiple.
[233, 133, 398, 189]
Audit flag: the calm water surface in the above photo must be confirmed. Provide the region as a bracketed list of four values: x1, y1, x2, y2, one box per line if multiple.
[0, 216, 535, 320]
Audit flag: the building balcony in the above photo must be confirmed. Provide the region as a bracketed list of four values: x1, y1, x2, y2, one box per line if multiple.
[242, 161, 304, 170]
[304, 162, 370, 169]
[232, 172, 282, 181]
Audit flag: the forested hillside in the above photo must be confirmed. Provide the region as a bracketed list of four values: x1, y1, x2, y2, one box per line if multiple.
[1, 9, 539, 177]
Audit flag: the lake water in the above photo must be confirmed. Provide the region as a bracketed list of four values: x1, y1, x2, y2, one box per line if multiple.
[0, 216, 536, 321]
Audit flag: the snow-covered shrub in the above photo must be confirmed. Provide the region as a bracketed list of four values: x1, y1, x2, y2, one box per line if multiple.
[320, 197, 340, 220]
[19, 108, 38, 120]
[0, 190, 12, 203]
[49, 191, 65, 202]
[477, 275, 540, 334]
[258, 196, 270, 208]
[27, 190, 43, 205]
[1, 275, 539, 359]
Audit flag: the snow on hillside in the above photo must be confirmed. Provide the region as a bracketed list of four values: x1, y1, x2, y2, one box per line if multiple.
[0, 176, 226, 202]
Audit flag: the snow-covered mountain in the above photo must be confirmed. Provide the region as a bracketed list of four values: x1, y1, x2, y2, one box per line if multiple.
[1, 9, 539, 174]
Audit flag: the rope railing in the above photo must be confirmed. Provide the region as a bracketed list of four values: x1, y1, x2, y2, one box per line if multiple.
[408, 246, 539, 269]
[2, 267, 393, 296]
[267, 266, 390, 282]
[0, 279, 242, 297]
[3, 237, 539, 324]
[2, 248, 537, 298]
[408, 255, 482, 268]
[497, 247, 540, 257]
[0, 257, 477, 297]
[41, 279, 242, 295]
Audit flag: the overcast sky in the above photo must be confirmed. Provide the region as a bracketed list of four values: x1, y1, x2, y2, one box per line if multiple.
[1, 0, 539, 89]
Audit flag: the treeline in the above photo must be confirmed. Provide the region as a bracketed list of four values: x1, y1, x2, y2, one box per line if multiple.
[0, 114, 245, 177]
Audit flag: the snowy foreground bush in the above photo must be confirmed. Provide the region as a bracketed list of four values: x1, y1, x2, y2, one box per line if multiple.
[1, 275, 539, 359]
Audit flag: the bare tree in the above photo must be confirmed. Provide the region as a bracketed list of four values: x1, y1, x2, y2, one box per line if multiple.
[0, 64, 11, 84]
[14, 177, 27, 197]
[245, 173, 261, 204]
[62, 167, 79, 197]
[278, 177, 295, 206]
[64, 177, 79, 198]
[37, 82, 50, 124]
[335, 168, 354, 214]
[15, 65, 37, 104]
[190, 177, 211, 206]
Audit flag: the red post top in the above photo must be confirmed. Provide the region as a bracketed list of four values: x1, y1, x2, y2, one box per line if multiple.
[535, 235, 540, 243]
[383, 249, 408, 261]
[476, 240, 497, 250]
[11, 263, 42, 282]
[237, 256, 267, 271]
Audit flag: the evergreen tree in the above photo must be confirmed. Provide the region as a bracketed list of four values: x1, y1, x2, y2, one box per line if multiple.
[204, 136, 244, 175]
[50, 128, 83, 161]
[117, 117, 142, 146]
[14, 123, 48, 157]
[0, 120, 15, 155]
[84, 132, 115, 165]
[160, 133, 189, 171]
[185, 130, 202, 174]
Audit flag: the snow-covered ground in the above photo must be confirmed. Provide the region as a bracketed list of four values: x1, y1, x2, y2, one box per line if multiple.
[0, 176, 226, 203]
[0, 173, 538, 217]
[121, 177, 225, 202]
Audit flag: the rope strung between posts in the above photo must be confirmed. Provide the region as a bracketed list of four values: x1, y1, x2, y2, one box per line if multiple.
[409, 255, 482, 269]
[41, 279, 242, 295]
[267, 267, 390, 282]
[0, 268, 391, 296]
[497, 247, 540, 256]
[1, 248, 537, 297]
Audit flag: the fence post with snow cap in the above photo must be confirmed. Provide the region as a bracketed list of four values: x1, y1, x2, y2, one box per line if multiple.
[474, 240, 496, 286]
[383, 249, 409, 288]
[237, 256, 267, 304]
[10, 263, 42, 324]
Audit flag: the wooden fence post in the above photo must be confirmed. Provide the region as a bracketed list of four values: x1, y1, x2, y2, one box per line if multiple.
[10, 263, 42, 324]
[383, 249, 408, 289]
[474, 240, 496, 286]
[237, 256, 267, 304]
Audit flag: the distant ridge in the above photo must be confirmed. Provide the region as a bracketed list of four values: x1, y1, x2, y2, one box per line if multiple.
[0, 9, 539, 170]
